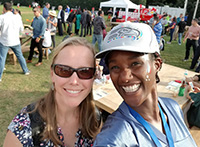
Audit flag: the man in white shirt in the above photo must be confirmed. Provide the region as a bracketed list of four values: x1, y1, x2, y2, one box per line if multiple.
[0, 2, 30, 82]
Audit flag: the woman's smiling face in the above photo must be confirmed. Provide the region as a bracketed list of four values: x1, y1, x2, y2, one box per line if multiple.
[107, 51, 160, 107]
[51, 45, 95, 108]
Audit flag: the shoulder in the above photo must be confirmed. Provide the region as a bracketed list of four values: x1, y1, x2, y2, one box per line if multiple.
[159, 97, 182, 114]
[94, 105, 135, 146]
[159, 97, 179, 107]
[8, 106, 33, 146]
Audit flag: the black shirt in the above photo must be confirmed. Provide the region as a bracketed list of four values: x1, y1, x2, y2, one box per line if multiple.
[178, 21, 186, 33]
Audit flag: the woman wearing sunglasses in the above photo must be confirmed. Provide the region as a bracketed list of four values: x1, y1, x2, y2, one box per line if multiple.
[4, 37, 101, 146]
[93, 22, 197, 146]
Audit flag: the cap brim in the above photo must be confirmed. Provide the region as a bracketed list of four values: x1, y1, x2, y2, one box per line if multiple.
[95, 46, 158, 58]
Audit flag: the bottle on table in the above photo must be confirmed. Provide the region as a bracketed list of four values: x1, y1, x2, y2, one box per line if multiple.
[178, 70, 188, 96]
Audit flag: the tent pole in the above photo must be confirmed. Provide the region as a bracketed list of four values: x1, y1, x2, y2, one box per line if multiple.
[113, 7, 116, 18]
[125, 8, 128, 21]
[193, 0, 199, 19]
[183, 0, 188, 16]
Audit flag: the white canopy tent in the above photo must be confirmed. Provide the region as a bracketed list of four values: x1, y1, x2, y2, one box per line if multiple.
[100, 0, 140, 21]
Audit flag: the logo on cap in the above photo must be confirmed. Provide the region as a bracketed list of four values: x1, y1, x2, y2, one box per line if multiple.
[107, 27, 143, 43]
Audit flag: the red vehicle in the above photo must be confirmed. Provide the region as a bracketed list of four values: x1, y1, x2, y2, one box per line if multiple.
[115, 7, 162, 22]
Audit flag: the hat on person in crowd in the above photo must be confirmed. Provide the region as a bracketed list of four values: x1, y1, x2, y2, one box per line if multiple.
[49, 10, 57, 17]
[96, 21, 160, 58]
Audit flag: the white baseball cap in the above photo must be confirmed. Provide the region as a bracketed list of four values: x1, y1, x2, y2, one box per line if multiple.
[96, 21, 160, 58]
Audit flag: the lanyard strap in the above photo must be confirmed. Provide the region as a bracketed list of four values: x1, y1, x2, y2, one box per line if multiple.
[158, 104, 174, 147]
[126, 103, 174, 147]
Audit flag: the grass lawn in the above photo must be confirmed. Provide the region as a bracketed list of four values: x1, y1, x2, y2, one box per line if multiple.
[0, 5, 197, 146]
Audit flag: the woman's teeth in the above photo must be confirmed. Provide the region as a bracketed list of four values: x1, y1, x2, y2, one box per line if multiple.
[122, 84, 140, 93]
[66, 90, 81, 94]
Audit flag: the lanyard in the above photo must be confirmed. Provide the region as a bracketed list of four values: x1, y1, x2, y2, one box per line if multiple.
[158, 104, 174, 147]
[125, 103, 174, 147]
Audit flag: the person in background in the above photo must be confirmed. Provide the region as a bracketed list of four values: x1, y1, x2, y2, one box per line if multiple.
[173, 13, 183, 41]
[67, 10, 76, 36]
[177, 17, 186, 45]
[183, 19, 200, 62]
[80, 8, 88, 37]
[186, 74, 200, 89]
[86, 10, 92, 36]
[107, 8, 113, 21]
[152, 16, 162, 49]
[14, 8, 21, 16]
[3, 37, 101, 146]
[160, 14, 168, 35]
[166, 16, 177, 44]
[65, 5, 70, 14]
[166, 14, 172, 22]
[92, 10, 106, 52]
[91, 7, 96, 20]
[64, 5, 70, 22]
[75, 9, 81, 36]
[42, 2, 50, 19]
[57, 5, 65, 36]
[46, 10, 57, 48]
[177, 13, 183, 24]
[184, 14, 188, 24]
[149, 13, 157, 27]
[26, 7, 46, 66]
[185, 74, 200, 128]
[93, 22, 197, 146]
[0, 2, 30, 82]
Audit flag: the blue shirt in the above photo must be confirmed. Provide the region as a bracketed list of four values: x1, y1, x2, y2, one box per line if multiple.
[177, 17, 181, 24]
[153, 21, 162, 44]
[65, 7, 70, 13]
[42, 7, 49, 19]
[31, 15, 46, 39]
[93, 97, 197, 147]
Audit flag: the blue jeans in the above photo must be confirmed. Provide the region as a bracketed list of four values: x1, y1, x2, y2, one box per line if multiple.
[0, 42, 29, 79]
[178, 33, 183, 44]
[92, 34, 103, 52]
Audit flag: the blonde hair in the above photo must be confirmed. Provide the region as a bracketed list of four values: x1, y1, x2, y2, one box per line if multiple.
[35, 37, 101, 146]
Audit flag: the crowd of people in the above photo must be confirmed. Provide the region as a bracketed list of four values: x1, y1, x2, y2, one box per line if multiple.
[146, 12, 200, 74]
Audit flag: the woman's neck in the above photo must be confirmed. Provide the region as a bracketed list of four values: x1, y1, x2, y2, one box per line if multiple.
[132, 92, 160, 123]
[131, 94, 166, 133]
[56, 104, 79, 124]
[56, 106, 80, 147]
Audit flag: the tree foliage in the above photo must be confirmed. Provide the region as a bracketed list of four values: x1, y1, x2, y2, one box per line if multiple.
[1, 0, 199, 18]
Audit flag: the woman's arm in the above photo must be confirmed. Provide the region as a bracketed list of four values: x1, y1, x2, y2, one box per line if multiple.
[3, 130, 22, 147]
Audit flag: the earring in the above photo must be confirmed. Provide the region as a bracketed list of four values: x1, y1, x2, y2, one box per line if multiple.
[51, 83, 55, 91]
[145, 75, 150, 81]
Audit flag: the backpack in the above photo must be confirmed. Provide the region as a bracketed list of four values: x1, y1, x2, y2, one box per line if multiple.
[27, 103, 44, 146]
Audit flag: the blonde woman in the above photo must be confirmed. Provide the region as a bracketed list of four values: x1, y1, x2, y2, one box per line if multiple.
[4, 37, 101, 146]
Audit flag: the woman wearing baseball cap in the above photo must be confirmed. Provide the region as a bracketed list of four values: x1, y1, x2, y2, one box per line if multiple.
[93, 22, 197, 146]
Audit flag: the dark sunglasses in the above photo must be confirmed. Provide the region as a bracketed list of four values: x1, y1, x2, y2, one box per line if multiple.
[52, 64, 96, 79]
